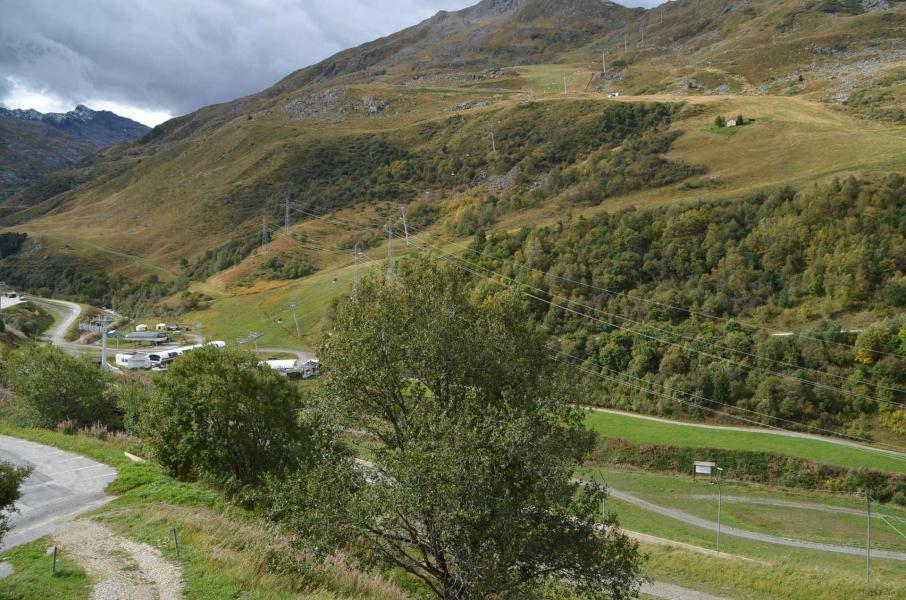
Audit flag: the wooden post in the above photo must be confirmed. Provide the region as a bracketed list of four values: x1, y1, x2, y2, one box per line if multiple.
[52, 545, 58, 575]
[172, 528, 181, 559]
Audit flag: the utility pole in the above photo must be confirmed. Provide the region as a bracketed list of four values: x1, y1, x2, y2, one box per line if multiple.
[289, 302, 300, 337]
[491, 130, 497, 153]
[716, 467, 724, 556]
[563, 74, 568, 94]
[261, 215, 268, 249]
[602, 51, 606, 75]
[400, 205, 410, 247]
[624, 35, 628, 53]
[866, 492, 872, 583]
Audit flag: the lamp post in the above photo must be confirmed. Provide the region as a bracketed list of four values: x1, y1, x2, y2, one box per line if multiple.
[716, 466, 724, 556]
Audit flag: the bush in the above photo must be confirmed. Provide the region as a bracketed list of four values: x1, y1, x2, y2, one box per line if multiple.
[2, 344, 116, 428]
[140, 347, 316, 494]
[0, 461, 31, 544]
[714, 115, 726, 128]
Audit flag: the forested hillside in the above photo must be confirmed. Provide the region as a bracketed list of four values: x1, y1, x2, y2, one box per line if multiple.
[469, 174, 906, 436]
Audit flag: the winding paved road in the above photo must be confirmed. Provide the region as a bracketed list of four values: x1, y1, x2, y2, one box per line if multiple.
[608, 487, 906, 561]
[30, 297, 84, 352]
[0, 435, 116, 551]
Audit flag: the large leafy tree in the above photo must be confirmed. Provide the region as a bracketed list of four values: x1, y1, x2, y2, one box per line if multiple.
[276, 255, 642, 599]
[141, 347, 315, 492]
[2, 343, 113, 428]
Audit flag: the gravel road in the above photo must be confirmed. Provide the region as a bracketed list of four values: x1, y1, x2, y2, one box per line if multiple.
[642, 581, 732, 600]
[55, 520, 182, 600]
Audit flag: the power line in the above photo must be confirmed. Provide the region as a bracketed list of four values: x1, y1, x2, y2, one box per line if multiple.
[253, 206, 906, 456]
[289, 202, 900, 359]
[402, 235, 906, 411]
[279, 204, 906, 404]
[550, 347, 906, 456]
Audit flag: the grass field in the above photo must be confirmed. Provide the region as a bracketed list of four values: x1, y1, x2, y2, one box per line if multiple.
[0, 539, 90, 600]
[606, 494, 906, 600]
[584, 410, 906, 473]
[577, 466, 906, 552]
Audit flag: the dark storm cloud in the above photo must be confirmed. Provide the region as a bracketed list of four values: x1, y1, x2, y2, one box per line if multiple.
[0, 0, 664, 124]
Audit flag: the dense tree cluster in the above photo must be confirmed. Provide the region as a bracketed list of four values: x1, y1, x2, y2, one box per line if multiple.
[468, 175, 906, 435]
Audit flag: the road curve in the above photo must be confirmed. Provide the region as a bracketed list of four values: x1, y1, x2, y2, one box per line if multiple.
[0, 435, 116, 551]
[588, 407, 906, 461]
[608, 487, 906, 561]
[30, 297, 83, 350]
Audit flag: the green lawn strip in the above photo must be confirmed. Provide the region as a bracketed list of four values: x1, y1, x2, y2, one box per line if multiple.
[584, 410, 905, 473]
[637, 543, 905, 600]
[577, 466, 906, 551]
[607, 497, 906, 596]
[0, 538, 91, 600]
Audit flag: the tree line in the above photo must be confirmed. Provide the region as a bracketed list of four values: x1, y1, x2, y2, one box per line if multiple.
[467, 174, 906, 437]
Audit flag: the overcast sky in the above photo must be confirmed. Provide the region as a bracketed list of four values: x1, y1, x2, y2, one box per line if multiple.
[0, 0, 664, 126]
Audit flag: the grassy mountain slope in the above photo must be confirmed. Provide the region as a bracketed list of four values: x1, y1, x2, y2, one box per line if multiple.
[1, 0, 906, 309]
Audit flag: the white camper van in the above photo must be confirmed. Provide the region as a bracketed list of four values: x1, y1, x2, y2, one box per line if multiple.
[115, 352, 152, 370]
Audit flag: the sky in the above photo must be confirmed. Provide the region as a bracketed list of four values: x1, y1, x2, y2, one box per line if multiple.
[0, 0, 664, 126]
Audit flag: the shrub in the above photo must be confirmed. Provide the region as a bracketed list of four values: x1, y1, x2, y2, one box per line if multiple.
[2, 344, 116, 428]
[714, 115, 726, 128]
[140, 346, 316, 494]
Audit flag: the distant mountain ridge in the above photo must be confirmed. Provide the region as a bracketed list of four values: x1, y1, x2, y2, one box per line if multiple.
[0, 104, 150, 146]
[0, 104, 149, 201]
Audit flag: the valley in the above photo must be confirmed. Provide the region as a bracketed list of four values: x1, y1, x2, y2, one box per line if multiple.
[1, 0, 906, 598]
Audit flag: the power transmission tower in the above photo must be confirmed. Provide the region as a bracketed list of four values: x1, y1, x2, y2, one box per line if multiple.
[491, 130, 497, 153]
[624, 35, 628, 52]
[284, 195, 291, 234]
[563, 74, 567, 94]
[386, 219, 395, 281]
[353, 243, 363, 298]
[400, 205, 410, 247]
[602, 51, 606, 75]
[289, 302, 300, 336]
